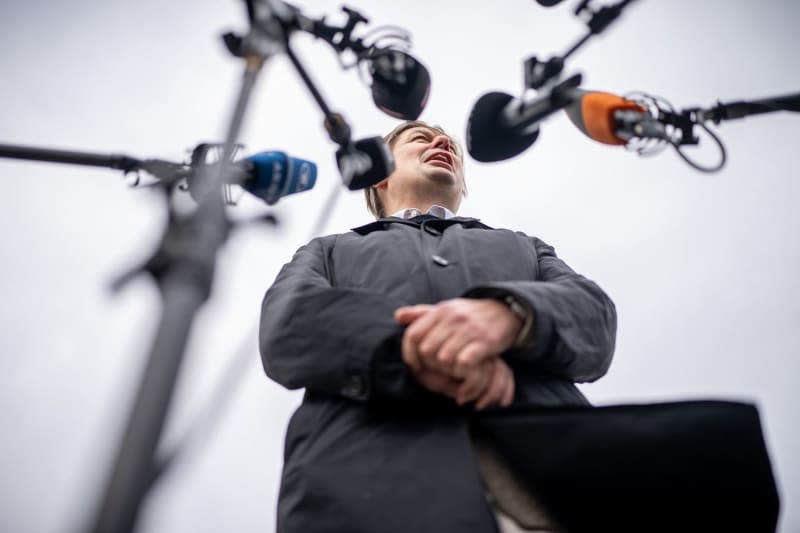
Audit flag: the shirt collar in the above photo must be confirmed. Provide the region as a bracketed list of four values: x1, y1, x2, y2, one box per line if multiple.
[352, 214, 492, 236]
[390, 205, 456, 220]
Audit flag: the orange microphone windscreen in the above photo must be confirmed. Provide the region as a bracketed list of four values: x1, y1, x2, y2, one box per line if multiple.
[580, 92, 645, 145]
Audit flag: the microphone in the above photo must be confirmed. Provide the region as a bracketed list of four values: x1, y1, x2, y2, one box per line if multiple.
[368, 49, 431, 120]
[563, 90, 666, 145]
[467, 92, 541, 163]
[335, 136, 395, 190]
[466, 75, 581, 162]
[270, 3, 432, 121]
[241, 151, 317, 204]
[187, 151, 317, 205]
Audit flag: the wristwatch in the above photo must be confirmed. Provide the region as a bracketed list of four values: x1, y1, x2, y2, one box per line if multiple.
[501, 294, 534, 348]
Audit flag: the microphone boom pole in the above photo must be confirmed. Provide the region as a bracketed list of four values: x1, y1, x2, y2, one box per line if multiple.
[0, 143, 196, 189]
[0, 144, 141, 172]
[702, 91, 800, 123]
[86, 12, 282, 533]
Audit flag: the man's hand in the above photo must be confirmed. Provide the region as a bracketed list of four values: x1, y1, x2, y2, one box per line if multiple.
[472, 358, 515, 409]
[396, 298, 520, 408]
[395, 298, 523, 378]
[407, 357, 515, 409]
[408, 367, 461, 399]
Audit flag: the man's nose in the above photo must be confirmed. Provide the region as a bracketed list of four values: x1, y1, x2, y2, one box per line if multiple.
[431, 135, 451, 150]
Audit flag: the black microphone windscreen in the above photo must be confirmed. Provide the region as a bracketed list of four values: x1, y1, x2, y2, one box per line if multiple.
[336, 136, 395, 190]
[466, 91, 540, 163]
[369, 50, 431, 120]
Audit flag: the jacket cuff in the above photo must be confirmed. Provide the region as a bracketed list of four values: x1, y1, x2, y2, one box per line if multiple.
[368, 330, 430, 402]
[462, 285, 554, 360]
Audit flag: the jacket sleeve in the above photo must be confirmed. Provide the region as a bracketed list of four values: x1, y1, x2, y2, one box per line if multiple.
[259, 235, 430, 403]
[464, 236, 617, 383]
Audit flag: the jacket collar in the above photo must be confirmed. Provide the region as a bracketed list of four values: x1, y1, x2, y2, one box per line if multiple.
[352, 216, 492, 236]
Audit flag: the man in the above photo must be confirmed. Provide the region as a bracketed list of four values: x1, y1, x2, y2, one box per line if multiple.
[259, 120, 616, 532]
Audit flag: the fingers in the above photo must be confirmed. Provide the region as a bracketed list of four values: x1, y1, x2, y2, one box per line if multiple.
[452, 341, 493, 379]
[398, 298, 517, 379]
[412, 368, 461, 398]
[400, 306, 456, 372]
[394, 305, 433, 325]
[435, 334, 472, 370]
[400, 307, 438, 372]
[455, 360, 492, 405]
[475, 359, 515, 410]
[454, 363, 487, 405]
[501, 365, 515, 406]
[474, 361, 504, 410]
[411, 359, 514, 409]
[417, 322, 457, 370]
[401, 327, 422, 372]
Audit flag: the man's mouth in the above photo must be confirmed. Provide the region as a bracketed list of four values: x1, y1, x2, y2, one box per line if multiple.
[424, 152, 453, 169]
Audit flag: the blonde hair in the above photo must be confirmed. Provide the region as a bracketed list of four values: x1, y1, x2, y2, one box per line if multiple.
[365, 120, 466, 219]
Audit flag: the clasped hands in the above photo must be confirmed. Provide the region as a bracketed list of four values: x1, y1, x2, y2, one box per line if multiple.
[395, 298, 521, 410]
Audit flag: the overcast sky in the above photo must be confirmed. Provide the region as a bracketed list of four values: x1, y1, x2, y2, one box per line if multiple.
[1, 1, 798, 532]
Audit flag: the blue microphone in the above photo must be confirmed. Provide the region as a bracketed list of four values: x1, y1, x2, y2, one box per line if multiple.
[240, 151, 317, 205]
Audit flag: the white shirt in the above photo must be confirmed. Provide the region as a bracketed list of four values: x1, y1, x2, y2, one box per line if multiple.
[390, 205, 456, 220]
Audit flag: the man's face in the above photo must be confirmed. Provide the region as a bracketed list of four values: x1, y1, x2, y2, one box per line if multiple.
[386, 125, 465, 200]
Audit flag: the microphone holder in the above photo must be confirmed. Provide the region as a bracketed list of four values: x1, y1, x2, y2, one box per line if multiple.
[622, 90, 800, 173]
[0, 74, 274, 533]
[85, 8, 286, 532]
[491, 0, 640, 159]
[524, 0, 640, 90]
[227, 1, 395, 188]
[0, 142, 251, 201]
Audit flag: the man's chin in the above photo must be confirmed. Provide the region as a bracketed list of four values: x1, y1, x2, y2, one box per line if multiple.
[424, 165, 458, 184]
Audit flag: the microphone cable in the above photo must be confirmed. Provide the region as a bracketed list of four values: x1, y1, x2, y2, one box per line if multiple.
[673, 121, 727, 174]
[623, 91, 727, 173]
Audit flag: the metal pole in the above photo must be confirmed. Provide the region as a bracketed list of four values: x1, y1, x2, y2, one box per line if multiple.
[0, 143, 140, 172]
[87, 55, 266, 533]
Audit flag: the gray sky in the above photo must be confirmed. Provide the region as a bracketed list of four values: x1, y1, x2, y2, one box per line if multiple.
[1, 1, 798, 531]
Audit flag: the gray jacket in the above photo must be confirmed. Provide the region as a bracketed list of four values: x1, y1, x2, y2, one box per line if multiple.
[260, 216, 616, 533]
